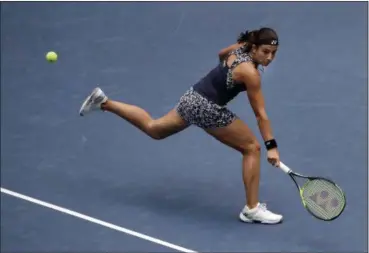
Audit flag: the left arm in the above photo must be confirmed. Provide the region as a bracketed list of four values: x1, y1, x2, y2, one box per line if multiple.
[218, 42, 245, 62]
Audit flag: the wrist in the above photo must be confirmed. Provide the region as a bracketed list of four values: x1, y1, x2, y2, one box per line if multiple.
[265, 139, 277, 150]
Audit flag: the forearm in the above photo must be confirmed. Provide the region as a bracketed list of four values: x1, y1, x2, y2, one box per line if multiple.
[256, 117, 275, 142]
[218, 43, 244, 62]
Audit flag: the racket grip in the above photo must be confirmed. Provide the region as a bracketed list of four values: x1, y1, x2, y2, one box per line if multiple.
[278, 162, 291, 174]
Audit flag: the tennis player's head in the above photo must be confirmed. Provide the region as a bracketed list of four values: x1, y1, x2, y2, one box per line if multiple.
[238, 27, 279, 67]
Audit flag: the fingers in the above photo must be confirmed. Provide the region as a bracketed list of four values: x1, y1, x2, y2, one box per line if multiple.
[275, 159, 280, 167]
[268, 157, 280, 167]
[267, 149, 280, 167]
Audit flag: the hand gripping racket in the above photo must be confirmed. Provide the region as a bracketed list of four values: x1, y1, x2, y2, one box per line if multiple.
[278, 161, 346, 221]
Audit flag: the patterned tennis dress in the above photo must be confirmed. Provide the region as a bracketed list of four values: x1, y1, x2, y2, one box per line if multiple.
[175, 47, 256, 129]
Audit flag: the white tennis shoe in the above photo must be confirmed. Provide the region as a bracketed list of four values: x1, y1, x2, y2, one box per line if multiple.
[239, 203, 283, 224]
[79, 87, 108, 116]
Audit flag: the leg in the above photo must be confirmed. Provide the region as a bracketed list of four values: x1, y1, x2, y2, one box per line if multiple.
[205, 118, 261, 209]
[172, 88, 261, 209]
[102, 100, 189, 140]
[79, 87, 189, 140]
[205, 118, 283, 224]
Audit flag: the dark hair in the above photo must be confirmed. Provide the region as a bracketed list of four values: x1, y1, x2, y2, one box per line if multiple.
[237, 27, 279, 52]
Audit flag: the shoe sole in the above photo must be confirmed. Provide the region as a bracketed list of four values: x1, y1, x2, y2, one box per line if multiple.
[79, 94, 94, 116]
[79, 88, 102, 116]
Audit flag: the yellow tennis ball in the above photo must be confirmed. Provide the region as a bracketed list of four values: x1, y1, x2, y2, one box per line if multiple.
[46, 51, 58, 62]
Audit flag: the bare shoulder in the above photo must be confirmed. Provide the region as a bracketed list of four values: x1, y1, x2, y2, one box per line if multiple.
[234, 62, 261, 88]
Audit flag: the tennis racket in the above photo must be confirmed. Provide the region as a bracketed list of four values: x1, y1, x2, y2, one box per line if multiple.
[278, 161, 346, 221]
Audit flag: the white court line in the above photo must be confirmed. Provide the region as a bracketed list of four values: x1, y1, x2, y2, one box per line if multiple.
[1, 187, 198, 253]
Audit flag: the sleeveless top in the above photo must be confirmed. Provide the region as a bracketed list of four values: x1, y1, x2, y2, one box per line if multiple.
[192, 46, 258, 106]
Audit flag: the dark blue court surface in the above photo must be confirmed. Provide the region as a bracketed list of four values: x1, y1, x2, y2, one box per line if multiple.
[1, 2, 367, 252]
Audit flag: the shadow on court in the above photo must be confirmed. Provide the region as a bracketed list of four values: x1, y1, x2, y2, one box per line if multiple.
[1, 2, 367, 252]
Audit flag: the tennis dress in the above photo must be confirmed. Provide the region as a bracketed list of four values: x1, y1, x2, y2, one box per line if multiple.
[175, 47, 255, 129]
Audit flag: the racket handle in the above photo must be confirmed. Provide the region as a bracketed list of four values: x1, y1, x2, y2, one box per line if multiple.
[278, 161, 292, 174]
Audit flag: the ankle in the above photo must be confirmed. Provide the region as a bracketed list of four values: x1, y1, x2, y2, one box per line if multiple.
[246, 202, 259, 210]
[100, 100, 109, 111]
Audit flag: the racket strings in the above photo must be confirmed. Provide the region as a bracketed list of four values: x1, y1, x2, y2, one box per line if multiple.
[301, 179, 345, 220]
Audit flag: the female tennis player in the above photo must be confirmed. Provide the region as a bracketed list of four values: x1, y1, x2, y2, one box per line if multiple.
[79, 27, 283, 224]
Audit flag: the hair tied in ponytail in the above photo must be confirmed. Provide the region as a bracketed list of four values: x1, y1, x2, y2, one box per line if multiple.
[237, 30, 249, 43]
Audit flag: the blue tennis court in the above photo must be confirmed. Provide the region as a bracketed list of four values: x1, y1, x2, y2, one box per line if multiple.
[1, 2, 367, 252]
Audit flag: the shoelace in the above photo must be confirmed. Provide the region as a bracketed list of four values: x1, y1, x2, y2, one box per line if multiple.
[258, 203, 268, 212]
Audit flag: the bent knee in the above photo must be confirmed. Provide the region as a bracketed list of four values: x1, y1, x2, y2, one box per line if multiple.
[146, 121, 166, 140]
[150, 133, 166, 140]
[240, 140, 261, 155]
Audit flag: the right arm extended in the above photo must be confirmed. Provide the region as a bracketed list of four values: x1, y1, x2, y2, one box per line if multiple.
[240, 65, 280, 166]
[241, 66, 274, 142]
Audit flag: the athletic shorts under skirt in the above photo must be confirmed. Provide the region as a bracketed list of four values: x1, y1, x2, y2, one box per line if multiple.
[175, 88, 237, 129]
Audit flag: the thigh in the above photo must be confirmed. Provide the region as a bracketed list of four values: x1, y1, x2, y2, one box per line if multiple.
[175, 88, 237, 129]
[151, 108, 190, 138]
[205, 118, 258, 153]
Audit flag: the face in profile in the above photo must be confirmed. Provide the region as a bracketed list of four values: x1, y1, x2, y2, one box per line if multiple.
[251, 44, 278, 67]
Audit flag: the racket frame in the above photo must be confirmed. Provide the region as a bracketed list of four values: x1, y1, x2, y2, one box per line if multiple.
[279, 162, 346, 221]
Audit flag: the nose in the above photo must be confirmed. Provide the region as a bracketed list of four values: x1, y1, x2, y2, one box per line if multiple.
[265, 55, 273, 64]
